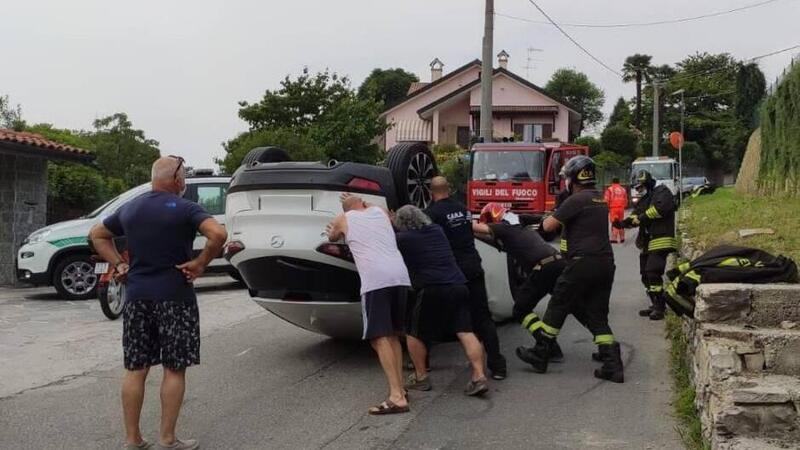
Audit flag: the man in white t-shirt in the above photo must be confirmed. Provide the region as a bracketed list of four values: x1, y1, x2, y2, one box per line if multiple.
[326, 195, 411, 415]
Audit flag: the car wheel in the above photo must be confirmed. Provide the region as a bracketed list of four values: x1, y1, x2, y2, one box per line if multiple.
[241, 146, 291, 167]
[98, 277, 126, 320]
[53, 254, 98, 300]
[385, 142, 438, 208]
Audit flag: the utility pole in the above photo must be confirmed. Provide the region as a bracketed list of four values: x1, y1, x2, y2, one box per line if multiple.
[479, 0, 494, 142]
[652, 81, 662, 156]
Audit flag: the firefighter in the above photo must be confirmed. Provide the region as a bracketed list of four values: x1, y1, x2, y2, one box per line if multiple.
[472, 202, 568, 362]
[604, 177, 628, 243]
[517, 155, 624, 383]
[613, 170, 676, 321]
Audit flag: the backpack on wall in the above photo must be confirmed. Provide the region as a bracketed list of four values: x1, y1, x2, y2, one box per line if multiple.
[664, 245, 798, 317]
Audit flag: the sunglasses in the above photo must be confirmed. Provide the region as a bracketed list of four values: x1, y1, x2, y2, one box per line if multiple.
[168, 155, 186, 179]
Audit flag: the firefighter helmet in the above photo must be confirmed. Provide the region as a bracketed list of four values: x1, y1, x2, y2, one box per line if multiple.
[479, 202, 508, 224]
[634, 170, 656, 191]
[562, 155, 597, 186]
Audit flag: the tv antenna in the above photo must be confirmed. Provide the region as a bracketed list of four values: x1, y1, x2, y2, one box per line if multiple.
[524, 46, 543, 80]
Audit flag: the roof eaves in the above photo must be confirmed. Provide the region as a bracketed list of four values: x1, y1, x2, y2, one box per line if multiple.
[381, 59, 482, 116]
[495, 67, 581, 115]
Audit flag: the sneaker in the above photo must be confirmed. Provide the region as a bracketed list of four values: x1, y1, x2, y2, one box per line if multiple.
[489, 366, 507, 380]
[157, 439, 199, 450]
[464, 377, 489, 396]
[405, 373, 432, 391]
[125, 441, 153, 450]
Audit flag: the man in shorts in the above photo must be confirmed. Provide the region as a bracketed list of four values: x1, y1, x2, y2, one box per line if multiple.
[326, 195, 411, 415]
[90, 156, 228, 449]
[394, 205, 489, 396]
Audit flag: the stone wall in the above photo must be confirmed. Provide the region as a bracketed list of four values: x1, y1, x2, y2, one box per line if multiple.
[0, 152, 48, 285]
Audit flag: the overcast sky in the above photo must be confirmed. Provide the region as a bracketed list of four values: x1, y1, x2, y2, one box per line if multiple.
[3, 0, 798, 168]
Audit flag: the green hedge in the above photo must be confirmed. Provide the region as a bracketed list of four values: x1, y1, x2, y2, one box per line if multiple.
[759, 62, 800, 195]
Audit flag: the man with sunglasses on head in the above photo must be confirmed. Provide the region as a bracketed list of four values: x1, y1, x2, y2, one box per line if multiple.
[90, 156, 227, 450]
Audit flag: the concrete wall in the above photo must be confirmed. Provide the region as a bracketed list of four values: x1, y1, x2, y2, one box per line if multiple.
[0, 153, 48, 285]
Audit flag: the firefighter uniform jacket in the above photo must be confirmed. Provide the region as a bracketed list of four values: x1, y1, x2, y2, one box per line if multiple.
[628, 185, 676, 253]
[665, 245, 798, 316]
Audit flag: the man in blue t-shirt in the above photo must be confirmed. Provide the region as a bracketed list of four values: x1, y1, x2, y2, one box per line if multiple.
[90, 156, 227, 450]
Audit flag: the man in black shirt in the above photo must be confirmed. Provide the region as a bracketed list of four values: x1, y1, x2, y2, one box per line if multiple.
[518, 155, 624, 383]
[472, 202, 569, 362]
[426, 177, 506, 380]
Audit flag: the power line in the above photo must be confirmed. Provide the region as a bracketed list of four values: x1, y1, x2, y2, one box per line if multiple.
[497, 0, 785, 29]
[651, 43, 800, 85]
[524, 0, 622, 77]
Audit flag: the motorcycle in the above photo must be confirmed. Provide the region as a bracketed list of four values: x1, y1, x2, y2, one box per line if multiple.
[90, 236, 128, 320]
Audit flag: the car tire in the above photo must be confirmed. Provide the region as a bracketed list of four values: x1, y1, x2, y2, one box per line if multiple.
[98, 278, 126, 320]
[241, 146, 291, 167]
[385, 142, 438, 208]
[53, 254, 98, 300]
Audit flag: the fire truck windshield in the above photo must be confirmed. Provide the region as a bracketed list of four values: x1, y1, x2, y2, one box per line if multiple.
[471, 150, 544, 181]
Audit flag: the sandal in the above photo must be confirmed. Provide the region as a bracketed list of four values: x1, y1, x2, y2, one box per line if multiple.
[368, 399, 410, 415]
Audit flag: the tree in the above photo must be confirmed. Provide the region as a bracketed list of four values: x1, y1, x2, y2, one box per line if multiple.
[89, 113, 161, 188]
[607, 97, 632, 128]
[544, 68, 605, 131]
[574, 136, 602, 155]
[735, 63, 766, 127]
[622, 54, 653, 130]
[358, 68, 418, 110]
[0, 94, 25, 130]
[600, 125, 638, 161]
[220, 68, 388, 171]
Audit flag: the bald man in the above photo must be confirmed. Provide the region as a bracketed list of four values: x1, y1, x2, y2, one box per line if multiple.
[90, 156, 227, 450]
[425, 176, 507, 380]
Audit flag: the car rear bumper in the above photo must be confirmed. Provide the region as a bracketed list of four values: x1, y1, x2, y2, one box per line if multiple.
[238, 255, 360, 302]
[254, 298, 363, 340]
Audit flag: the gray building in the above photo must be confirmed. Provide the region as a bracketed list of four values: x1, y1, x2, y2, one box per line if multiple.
[0, 129, 94, 285]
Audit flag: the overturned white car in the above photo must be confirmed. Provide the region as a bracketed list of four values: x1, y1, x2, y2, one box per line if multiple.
[224, 144, 525, 339]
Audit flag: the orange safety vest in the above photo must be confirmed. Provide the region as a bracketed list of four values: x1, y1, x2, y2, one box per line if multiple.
[605, 183, 628, 209]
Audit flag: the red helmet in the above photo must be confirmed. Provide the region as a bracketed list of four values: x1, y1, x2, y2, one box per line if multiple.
[479, 202, 508, 224]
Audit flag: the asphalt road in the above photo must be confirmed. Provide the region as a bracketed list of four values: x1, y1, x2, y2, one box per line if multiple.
[0, 243, 681, 450]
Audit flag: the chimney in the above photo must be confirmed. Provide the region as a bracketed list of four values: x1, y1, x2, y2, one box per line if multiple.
[430, 58, 444, 81]
[497, 50, 509, 70]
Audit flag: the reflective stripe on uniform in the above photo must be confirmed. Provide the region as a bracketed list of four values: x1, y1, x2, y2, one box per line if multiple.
[522, 313, 539, 328]
[648, 236, 677, 251]
[685, 270, 701, 283]
[647, 284, 663, 293]
[666, 281, 694, 312]
[678, 262, 690, 273]
[560, 239, 568, 252]
[645, 205, 661, 219]
[594, 334, 615, 345]
[529, 320, 560, 337]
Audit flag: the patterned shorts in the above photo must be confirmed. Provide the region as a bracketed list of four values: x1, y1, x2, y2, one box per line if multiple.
[122, 300, 200, 370]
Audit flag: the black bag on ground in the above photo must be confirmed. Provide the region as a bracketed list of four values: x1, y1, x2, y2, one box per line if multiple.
[665, 245, 798, 317]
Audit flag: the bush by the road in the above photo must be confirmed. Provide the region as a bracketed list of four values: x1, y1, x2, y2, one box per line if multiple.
[759, 61, 800, 195]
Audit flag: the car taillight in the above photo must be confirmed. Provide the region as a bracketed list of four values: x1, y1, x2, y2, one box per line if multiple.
[224, 240, 245, 260]
[315, 243, 354, 262]
[347, 177, 381, 192]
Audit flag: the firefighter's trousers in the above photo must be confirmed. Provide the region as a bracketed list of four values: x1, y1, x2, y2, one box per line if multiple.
[533, 256, 616, 345]
[639, 250, 671, 301]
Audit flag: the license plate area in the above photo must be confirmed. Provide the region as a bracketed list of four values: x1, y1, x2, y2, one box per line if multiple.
[94, 262, 109, 274]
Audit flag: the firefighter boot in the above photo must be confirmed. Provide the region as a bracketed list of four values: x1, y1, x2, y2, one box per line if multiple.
[549, 339, 564, 363]
[594, 342, 624, 383]
[649, 293, 666, 321]
[516, 331, 555, 374]
[638, 295, 654, 317]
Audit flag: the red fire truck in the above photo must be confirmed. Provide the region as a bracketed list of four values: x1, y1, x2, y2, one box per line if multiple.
[467, 142, 589, 214]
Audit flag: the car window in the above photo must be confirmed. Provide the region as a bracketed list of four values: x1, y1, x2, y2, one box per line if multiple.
[196, 184, 227, 215]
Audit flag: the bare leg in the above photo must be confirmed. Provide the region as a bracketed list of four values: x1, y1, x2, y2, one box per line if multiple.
[406, 335, 429, 379]
[122, 368, 149, 445]
[390, 336, 405, 387]
[369, 337, 407, 407]
[159, 368, 187, 446]
[457, 332, 487, 381]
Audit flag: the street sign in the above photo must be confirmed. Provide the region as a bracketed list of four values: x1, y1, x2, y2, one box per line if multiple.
[669, 132, 684, 150]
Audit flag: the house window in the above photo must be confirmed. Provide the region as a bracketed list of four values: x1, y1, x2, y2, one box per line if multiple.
[512, 123, 553, 142]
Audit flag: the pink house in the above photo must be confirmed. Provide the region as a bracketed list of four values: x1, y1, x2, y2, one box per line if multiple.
[381, 52, 582, 150]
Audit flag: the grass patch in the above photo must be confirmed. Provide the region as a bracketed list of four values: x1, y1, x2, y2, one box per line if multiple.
[682, 187, 800, 262]
[666, 313, 710, 450]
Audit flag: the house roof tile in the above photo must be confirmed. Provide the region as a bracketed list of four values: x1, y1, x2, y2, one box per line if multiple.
[0, 128, 94, 162]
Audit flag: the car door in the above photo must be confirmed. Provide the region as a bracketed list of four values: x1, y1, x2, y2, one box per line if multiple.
[186, 181, 229, 267]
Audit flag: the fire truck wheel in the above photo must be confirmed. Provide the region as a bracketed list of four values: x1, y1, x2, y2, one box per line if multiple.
[385, 142, 438, 209]
[241, 146, 291, 167]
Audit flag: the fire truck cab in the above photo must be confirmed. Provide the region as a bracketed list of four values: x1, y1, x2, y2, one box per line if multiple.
[467, 142, 589, 214]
